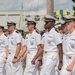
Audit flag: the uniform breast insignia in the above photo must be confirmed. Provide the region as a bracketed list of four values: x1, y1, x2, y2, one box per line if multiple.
[71, 39, 75, 41]
[25, 37, 28, 39]
[11, 41, 14, 45]
[31, 37, 35, 39]
[47, 40, 51, 45]
[30, 41, 34, 45]
[11, 37, 14, 39]
[48, 36, 52, 38]
[70, 43, 75, 49]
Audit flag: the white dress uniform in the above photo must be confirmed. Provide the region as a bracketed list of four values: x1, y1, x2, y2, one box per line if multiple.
[60, 30, 75, 75]
[5, 30, 22, 75]
[40, 28, 62, 75]
[0, 33, 8, 75]
[24, 30, 41, 75]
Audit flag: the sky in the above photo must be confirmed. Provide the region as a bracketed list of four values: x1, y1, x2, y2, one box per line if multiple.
[0, 0, 74, 15]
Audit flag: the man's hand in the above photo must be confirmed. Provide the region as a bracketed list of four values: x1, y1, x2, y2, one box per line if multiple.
[31, 58, 36, 65]
[58, 63, 63, 70]
[12, 58, 18, 63]
[66, 64, 73, 71]
[36, 60, 42, 67]
[4, 59, 7, 64]
[21, 56, 25, 61]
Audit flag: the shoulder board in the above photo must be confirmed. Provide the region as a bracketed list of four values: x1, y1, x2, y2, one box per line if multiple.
[16, 31, 19, 33]
[41, 31, 45, 36]
[36, 30, 39, 34]
[4, 34, 7, 37]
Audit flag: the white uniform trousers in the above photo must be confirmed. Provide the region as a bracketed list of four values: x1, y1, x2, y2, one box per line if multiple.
[60, 54, 75, 75]
[0, 52, 5, 75]
[40, 51, 58, 75]
[5, 53, 22, 75]
[19, 61, 24, 75]
[24, 50, 38, 75]
[2, 64, 6, 75]
[54, 59, 60, 75]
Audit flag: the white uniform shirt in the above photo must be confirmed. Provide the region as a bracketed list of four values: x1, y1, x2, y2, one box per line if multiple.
[42, 28, 62, 51]
[0, 33, 8, 52]
[25, 30, 41, 51]
[22, 37, 25, 46]
[8, 30, 21, 53]
[66, 30, 75, 55]
[62, 34, 68, 54]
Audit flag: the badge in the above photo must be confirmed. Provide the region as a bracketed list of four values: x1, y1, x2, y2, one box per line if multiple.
[11, 41, 14, 45]
[70, 43, 74, 49]
[48, 36, 52, 38]
[25, 37, 28, 39]
[31, 37, 35, 39]
[30, 41, 34, 45]
[47, 40, 51, 45]
[71, 39, 75, 41]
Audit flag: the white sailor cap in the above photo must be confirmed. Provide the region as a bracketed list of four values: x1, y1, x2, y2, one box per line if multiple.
[17, 27, 24, 31]
[7, 20, 17, 26]
[0, 25, 4, 30]
[44, 15, 57, 22]
[60, 20, 65, 25]
[26, 18, 36, 25]
[63, 15, 75, 23]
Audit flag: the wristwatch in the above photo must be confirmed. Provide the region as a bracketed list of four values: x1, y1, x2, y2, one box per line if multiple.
[14, 56, 17, 59]
[59, 60, 63, 63]
[38, 60, 42, 62]
[5, 57, 8, 59]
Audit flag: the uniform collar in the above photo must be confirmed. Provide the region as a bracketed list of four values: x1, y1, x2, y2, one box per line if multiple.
[29, 29, 36, 35]
[71, 30, 75, 35]
[48, 27, 55, 33]
[11, 30, 16, 35]
[0, 33, 4, 36]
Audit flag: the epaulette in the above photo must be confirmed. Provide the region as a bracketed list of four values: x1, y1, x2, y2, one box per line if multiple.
[41, 31, 45, 36]
[16, 31, 19, 33]
[36, 30, 39, 34]
[4, 34, 7, 37]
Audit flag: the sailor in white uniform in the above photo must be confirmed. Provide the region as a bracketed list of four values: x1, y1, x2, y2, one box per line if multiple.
[24, 18, 43, 75]
[5, 21, 22, 75]
[0, 26, 9, 75]
[60, 15, 75, 75]
[40, 15, 63, 75]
